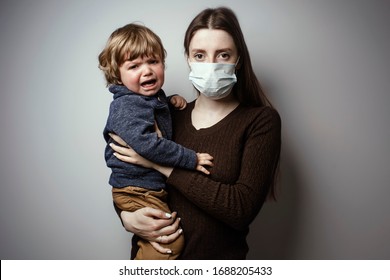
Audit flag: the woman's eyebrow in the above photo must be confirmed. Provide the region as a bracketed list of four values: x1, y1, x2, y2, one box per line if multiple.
[216, 48, 233, 53]
[191, 48, 233, 53]
[190, 48, 205, 53]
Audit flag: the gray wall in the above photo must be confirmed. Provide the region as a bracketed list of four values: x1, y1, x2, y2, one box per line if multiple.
[1, 0, 389, 259]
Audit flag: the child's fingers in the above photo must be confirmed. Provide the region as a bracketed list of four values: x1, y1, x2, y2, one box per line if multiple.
[197, 153, 214, 161]
[196, 165, 211, 175]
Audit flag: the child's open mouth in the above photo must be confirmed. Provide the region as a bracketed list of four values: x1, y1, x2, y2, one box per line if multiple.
[141, 79, 157, 88]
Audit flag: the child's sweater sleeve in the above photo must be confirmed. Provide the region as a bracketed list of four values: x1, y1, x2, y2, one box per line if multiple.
[106, 95, 197, 170]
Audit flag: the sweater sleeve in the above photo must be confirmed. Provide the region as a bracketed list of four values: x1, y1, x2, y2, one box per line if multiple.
[166, 108, 281, 231]
[108, 95, 197, 169]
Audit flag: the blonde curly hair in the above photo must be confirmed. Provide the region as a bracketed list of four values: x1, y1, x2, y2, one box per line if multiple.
[98, 23, 166, 86]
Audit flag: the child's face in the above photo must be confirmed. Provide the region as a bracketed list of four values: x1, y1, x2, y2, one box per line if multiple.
[119, 55, 164, 96]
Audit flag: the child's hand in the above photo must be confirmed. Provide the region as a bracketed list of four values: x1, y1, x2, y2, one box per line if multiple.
[196, 153, 214, 175]
[170, 95, 187, 110]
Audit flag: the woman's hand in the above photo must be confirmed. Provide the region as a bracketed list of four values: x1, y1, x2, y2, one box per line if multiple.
[109, 133, 174, 177]
[120, 207, 183, 254]
[109, 133, 155, 169]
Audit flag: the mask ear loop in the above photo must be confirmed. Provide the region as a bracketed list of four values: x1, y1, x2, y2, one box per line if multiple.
[235, 56, 240, 66]
[235, 56, 240, 73]
[187, 57, 194, 71]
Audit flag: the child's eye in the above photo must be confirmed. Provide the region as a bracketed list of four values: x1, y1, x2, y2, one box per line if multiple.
[147, 58, 161, 65]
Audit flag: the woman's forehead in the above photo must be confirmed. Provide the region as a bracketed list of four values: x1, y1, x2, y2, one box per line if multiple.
[189, 29, 236, 51]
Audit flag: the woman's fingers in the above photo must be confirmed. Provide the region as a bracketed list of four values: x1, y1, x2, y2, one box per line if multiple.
[142, 207, 175, 220]
[157, 228, 183, 244]
[140, 208, 180, 236]
[143, 209, 182, 241]
[110, 142, 155, 168]
[110, 149, 134, 164]
[109, 142, 133, 155]
[109, 133, 128, 146]
[109, 143, 138, 164]
[157, 215, 181, 237]
[149, 241, 172, 254]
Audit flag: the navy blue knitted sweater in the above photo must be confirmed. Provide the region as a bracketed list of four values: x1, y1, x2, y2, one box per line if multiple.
[103, 85, 197, 190]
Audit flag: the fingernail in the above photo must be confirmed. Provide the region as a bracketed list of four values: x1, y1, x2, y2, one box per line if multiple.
[179, 229, 183, 234]
[165, 213, 172, 218]
[166, 250, 172, 254]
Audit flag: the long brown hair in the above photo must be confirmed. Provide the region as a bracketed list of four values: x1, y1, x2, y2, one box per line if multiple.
[184, 7, 280, 200]
[184, 7, 273, 108]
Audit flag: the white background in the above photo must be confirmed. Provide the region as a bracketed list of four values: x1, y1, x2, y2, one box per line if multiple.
[0, 0, 389, 259]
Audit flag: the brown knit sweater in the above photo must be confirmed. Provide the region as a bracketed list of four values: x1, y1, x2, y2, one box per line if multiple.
[158, 100, 281, 259]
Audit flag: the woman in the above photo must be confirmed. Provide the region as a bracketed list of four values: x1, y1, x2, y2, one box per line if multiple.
[110, 6, 281, 259]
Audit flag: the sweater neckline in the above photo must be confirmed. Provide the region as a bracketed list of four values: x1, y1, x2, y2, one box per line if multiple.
[184, 100, 243, 135]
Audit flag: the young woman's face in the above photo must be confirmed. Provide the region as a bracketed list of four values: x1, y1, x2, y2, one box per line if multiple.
[118, 55, 164, 96]
[188, 29, 238, 64]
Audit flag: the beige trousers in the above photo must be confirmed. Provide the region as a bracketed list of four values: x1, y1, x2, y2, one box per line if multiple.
[112, 186, 184, 260]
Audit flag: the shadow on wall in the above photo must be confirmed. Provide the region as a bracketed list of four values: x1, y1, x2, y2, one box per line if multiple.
[247, 147, 302, 259]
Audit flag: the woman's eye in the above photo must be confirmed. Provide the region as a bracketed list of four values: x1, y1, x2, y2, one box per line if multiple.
[194, 53, 204, 60]
[219, 53, 230, 59]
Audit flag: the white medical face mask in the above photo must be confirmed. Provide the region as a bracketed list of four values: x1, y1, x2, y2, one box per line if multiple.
[188, 61, 238, 99]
